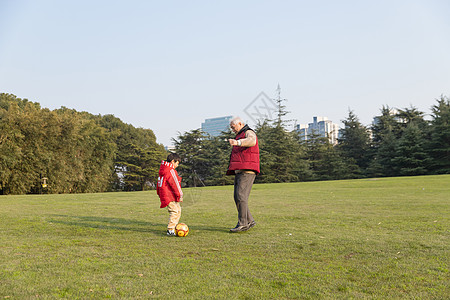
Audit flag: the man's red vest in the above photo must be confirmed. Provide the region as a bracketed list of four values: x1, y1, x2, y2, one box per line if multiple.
[227, 127, 260, 175]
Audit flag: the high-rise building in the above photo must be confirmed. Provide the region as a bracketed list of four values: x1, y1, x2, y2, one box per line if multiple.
[201, 116, 233, 137]
[295, 116, 339, 145]
[372, 108, 403, 126]
[296, 124, 308, 141]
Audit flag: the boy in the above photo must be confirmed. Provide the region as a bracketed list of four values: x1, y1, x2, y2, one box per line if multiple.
[157, 153, 183, 236]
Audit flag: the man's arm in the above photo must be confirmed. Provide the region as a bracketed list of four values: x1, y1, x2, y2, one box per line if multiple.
[228, 130, 257, 147]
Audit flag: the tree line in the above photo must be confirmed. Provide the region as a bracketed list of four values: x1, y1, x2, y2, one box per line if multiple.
[1, 93, 448, 194]
[0, 93, 166, 195]
[174, 96, 449, 187]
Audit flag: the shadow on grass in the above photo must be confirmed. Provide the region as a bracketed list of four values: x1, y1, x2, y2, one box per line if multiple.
[189, 224, 231, 233]
[48, 215, 233, 235]
[48, 215, 164, 236]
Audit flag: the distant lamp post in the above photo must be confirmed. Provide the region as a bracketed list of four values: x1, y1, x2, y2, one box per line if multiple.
[41, 177, 48, 188]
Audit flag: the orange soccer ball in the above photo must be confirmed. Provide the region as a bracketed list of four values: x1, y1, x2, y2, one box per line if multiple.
[175, 223, 189, 237]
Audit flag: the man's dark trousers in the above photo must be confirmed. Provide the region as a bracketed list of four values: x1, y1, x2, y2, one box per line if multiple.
[234, 172, 256, 227]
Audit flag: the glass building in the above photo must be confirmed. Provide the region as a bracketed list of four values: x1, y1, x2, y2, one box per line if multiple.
[201, 115, 233, 137]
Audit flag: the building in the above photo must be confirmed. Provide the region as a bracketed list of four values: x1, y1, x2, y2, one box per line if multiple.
[295, 116, 340, 145]
[201, 116, 233, 137]
[164, 145, 176, 152]
[372, 108, 403, 126]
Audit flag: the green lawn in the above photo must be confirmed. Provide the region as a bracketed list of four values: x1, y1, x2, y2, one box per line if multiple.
[1, 175, 449, 299]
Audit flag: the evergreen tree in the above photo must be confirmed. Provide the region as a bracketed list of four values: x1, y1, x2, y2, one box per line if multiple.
[173, 129, 235, 187]
[303, 131, 357, 180]
[254, 87, 309, 182]
[173, 129, 209, 187]
[255, 121, 304, 183]
[427, 95, 450, 174]
[391, 123, 430, 176]
[273, 84, 291, 128]
[202, 131, 235, 186]
[367, 129, 398, 177]
[338, 110, 371, 173]
[396, 106, 427, 130]
[303, 132, 331, 180]
[371, 105, 402, 143]
[368, 106, 401, 177]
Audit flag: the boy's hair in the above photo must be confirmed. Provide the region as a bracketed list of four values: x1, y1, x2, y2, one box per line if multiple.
[167, 153, 181, 163]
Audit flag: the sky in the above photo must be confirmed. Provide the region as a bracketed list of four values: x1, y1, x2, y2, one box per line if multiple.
[1, 0, 449, 146]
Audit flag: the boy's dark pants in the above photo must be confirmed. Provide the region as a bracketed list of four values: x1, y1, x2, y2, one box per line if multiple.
[234, 172, 256, 227]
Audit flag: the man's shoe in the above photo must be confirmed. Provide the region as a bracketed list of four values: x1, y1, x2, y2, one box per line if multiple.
[230, 225, 249, 233]
[247, 220, 256, 229]
[167, 229, 176, 236]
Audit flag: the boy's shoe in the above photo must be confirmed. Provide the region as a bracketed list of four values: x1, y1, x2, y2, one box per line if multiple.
[167, 229, 176, 236]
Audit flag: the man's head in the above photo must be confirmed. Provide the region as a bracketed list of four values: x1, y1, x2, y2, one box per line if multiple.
[230, 116, 245, 134]
[167, 153, 181, 168]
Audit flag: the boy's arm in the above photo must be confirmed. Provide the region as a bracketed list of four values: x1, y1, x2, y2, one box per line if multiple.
[168, 169, 183, 200]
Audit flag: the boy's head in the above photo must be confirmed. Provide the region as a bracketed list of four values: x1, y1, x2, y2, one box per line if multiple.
[167, 153, 181, 168]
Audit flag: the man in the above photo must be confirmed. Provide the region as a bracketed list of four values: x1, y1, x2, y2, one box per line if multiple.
[227, 116, 260, 232]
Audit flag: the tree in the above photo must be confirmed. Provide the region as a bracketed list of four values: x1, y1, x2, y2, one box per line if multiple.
[371, 105, 402, 143]
[254, 86, 309, 183]
[255, 120, 306, 183]
[427, 95, 450, 174]
[202, 132, 235, 186]
[173, 129, 209, 187]
[273, 84, 292, 128]
[0, 93, 165, 194]
[302, 131, 357, 180]
[0, 96, 29, 194]
[173, 129, 237, 187]
[98, 115, 166, 191]
[391, 123, 430, 176]
[396, 106, 427, 130]
[338, 110, 371, 173]
[367, 129, 398, 177]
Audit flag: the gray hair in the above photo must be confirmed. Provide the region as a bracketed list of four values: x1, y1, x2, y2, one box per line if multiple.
[230, 116, 245, 125]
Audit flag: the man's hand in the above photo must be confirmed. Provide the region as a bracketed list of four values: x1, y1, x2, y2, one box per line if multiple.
[228, 139, 238, 146]
[228, 131, 256, 147]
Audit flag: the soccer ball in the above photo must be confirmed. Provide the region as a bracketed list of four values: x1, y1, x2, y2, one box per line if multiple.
[175, 223, 189, 237]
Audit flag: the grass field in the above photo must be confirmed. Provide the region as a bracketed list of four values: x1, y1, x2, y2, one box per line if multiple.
[1, 175, 449, 299]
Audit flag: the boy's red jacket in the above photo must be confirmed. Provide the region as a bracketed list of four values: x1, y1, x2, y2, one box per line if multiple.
[157, 161, 183, 208]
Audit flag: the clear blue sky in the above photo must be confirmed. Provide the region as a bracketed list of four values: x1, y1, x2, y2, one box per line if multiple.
[1, 0, 449, 146]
